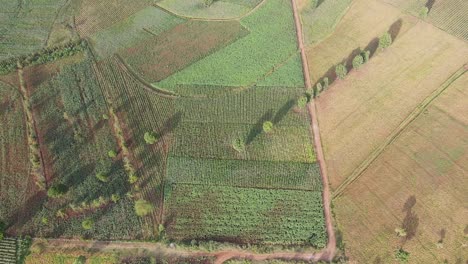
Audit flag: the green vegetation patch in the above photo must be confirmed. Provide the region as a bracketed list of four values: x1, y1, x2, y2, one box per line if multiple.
[122, 20, 248, 83]
[157, 0, 262, 19]
[256, 53, 305, 87]
[164, 184, 327, 246]
[171, 123, 315, 163]
[0, 0, 67, 60]
[301, 0, 353, 44]
[167, 156, 322, 190]
[90, 6, 185, 58]
[158, 0, 300, 88]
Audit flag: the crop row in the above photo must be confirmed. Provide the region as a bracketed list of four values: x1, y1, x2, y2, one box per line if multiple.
[166, 156, 322, 191]
[164, 184, 327, 247]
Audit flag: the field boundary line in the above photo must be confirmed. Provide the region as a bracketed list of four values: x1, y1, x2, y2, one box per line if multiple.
[113, 54, 179, 98]
[154, 0, 267, 21]
[291, 0, 337, 260]
[332, 65, 468, 199]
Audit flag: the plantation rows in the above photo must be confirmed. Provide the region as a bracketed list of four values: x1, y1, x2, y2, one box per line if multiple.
[167, 156, 322, 191]
[0, 82, 31, 226]
[164, 184, 327, 247]
[94, 57, 176, 233]
[0, 238, 16, 264]
[171, 123, 315, 163]
[0, 0, 66, 59]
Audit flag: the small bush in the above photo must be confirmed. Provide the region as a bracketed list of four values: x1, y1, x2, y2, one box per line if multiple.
[378, 32, 392, 50]
[232, 138, 245, 152]
[128, 173, 139, 184]
[262, 121, 274, 133]
[102, 114, 109, 120]
[47, 184, 68, 198]
[316, 82, 323, 93]
[135, 199, 154, 217]
[335, 64, 348, 79]
[144, 131, 158, 145]
[419, 7, 429, 18]
[82, 218, 94, 230]
[107, 150, 117, 158]
[323, 77, 329, 89]
[297, 96, 308, 108]
[352, 54, 364, 69]
[362, 50, 370, 63]
[395, 248, 410, 263]
[73, 256, 86, 264]
[203, 0, 213, 7]
[111, 194, 120, 203]
[96, 172, 109, 183]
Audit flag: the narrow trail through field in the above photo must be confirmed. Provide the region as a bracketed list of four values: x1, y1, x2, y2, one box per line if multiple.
[333, 65, 468, 198]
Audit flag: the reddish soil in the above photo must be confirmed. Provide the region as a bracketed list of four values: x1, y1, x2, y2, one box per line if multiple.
[121, 20, 248, 82]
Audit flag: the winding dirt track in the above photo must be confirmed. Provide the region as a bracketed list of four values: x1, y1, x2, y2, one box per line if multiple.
[36, 0, 336, 263]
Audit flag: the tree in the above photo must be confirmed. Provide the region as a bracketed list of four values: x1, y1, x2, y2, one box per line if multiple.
[335, 64, 348, 80]
[262, 121, 274, 133]
[297, 96, 308, 108]
[96, 172, 109, 183]
[82, 218, 94, 230]
[144, 131, 158, 145]
[107, 150, 117, 158]
[73, 256, 86, 264]
[203, 0, 213, 7]
[135, 199, 154, 217]
[395, 248, 410, 263]
[323, 77, 329, 90]
[419, 6, 429, 18]
[47, 184, 68, 198]
[352, 54, 364, 70]
[128, 173, 139, 184]
[316, 82, 323, 93]
[111, 194, 120, 203]
[362, 50, 370, 63]
[232, 138, 245, 152]
[379, 32, 392, 50]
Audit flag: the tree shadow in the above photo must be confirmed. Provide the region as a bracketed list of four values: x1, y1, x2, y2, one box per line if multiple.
[316, 0, 325, 7]
[401, 195, 419, 242]
[389, 19, 403, 42]
[272, 99, 295, 125]
[159, 112, 182, 138]
[373, 256, 382, 264]
[365, 37, 379, 58]
[246, 110, 273, 144]
[426, 0, 436, 11]
[438, 228, 446, 243]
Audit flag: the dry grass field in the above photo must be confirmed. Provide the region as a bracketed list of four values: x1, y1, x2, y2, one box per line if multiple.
[316, 21, 468, 190]
[334, 71, 468, 263]
[305, 0, 417, 84]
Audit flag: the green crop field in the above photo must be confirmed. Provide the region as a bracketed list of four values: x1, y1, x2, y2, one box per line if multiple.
[0, 0, 67, 59]
[164, 184, 326, 246]
[90, 6, 185, 58]
[157, 0, 303, 89]
[167, 157, 322, 190]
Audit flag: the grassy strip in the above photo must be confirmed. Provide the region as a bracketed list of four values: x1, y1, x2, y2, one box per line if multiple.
[166, 156, 322, 191]
[0, 40, 87, 75]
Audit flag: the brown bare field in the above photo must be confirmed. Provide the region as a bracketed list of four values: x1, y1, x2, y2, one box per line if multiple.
[334, 71, 468, 263]
[120, 20, 248, 83]
[316, 22, 468, 190]
[305, 0, 417, 84]
[75, 0, 152, 37]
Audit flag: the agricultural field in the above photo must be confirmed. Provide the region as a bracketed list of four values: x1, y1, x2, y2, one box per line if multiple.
[304, 0, 417, 83]
[334, 71, 468, 263]
[157, 0, 303, 89]
[316, 21, 468, 189]
[382, 0, 468, 41]
[0, 0, 67, 60]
